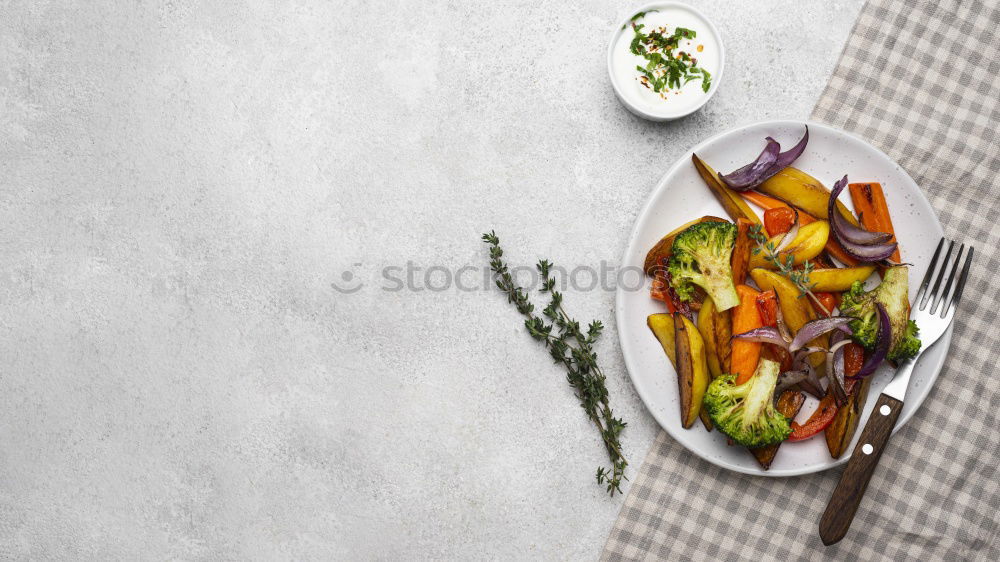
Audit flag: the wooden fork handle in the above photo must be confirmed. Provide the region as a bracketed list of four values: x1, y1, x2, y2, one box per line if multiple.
[819, 393, 903, 546]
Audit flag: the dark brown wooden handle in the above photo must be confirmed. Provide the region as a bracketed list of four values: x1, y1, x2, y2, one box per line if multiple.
[819, 393, 903, 546]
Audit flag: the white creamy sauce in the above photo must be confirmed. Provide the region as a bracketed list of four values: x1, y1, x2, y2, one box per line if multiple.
[611, 8, 720, 115]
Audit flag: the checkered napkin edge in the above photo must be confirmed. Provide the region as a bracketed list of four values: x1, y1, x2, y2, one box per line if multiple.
[602, 0, 1000, 559]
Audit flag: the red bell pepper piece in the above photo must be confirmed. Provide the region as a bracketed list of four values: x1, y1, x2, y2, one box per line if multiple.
[755, 290, 793, 371]
[810, 291, 837, 317]
[763, 207, 800, 237]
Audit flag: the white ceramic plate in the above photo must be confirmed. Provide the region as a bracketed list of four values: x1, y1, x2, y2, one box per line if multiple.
[616, 120, 951, 476]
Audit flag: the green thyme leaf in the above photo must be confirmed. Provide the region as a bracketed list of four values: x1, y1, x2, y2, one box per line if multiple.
[747, 226, 829, 313]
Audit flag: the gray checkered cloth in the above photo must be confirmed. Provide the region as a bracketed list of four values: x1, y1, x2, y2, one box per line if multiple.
[603, 0, 1000, 559]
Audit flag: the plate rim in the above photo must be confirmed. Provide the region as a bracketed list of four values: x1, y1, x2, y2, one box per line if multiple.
[615, 119, 951, 477]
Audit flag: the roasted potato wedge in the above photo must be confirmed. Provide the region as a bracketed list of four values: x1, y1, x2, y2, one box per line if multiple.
[751, 390, 806, 469]
[809, 266, 876, 292]
[696, 294, 732, 376]
[825, 377, 872, 458]
[747, 220, 830, 270]
[674, 314, 710, 429]
[697, 297, 722, 378]
[647, 313, 710, 429]
[749, 269, 815, 331]
[648, 313, 677, 365]
[758, 167, 859, 226]
[749, 268, 825, 367]
[697, 303, 722, 377]
[644, 215, 729, 275]
[692, 154, 762, 225]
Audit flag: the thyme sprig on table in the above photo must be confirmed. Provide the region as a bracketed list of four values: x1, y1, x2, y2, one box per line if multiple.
[748, 223, 831, 316]
[482, 231, 628, 496]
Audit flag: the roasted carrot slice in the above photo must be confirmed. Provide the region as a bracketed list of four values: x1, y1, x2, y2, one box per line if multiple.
[849, 182, 901, 263]
[741, 191, 789, 211]
[731, 284, 762, 385]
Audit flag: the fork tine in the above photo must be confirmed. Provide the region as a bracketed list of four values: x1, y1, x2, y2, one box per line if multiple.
[926, 240, 955, 311]
[934, 244, 964, 315]
[944, 246, 974, 316]
[916, 237, 946, 308]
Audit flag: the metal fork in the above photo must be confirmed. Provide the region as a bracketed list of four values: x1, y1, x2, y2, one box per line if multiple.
[819, 237, 974, 546]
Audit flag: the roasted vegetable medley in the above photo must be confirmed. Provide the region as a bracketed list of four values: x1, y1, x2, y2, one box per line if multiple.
[646, 127, 921, 468]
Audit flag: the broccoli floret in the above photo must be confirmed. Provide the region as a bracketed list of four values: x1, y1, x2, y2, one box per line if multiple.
[840, 266, 921, 362]
[889, 320, 921, 362]
[702, 359, 791, 448]
[843, 282, 879, 349]
[667, 221, 739, 311]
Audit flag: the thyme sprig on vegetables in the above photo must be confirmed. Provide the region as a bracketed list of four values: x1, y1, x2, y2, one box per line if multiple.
[482, 231, 628, 496]
[748, 223, 831, 316]
[630, 23, 711, 93]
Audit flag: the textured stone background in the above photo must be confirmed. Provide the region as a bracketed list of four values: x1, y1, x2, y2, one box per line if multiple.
[0, 1, 864, 559]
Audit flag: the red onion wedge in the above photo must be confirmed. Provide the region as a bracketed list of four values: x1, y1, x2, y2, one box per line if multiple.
[789, 317, 853, 352]
[775, 305, 793, 344]
[791, 348, 827, 397]
[836, 218, 893, 245]
[775, 370, 809, 395]
[801, 368, 825, 398]
[828, 175, 898, 262]
[826, 339, 852, 406]
[830, 325, 846, 345]
[793, 346, 827, 367]
[830, 184, 893, 245]
[718, 138, 780, 191]
[718, 127, 809, 191]
[732, 326, 788, 348]
[851, 302, 891, 378]
[765, 126, 809, 177]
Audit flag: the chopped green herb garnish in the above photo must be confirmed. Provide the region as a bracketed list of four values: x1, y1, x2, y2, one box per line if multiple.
[629, 22, 711, 94]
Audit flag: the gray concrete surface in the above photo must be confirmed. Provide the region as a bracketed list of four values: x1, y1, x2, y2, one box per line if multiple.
[0, 1, 865, 559]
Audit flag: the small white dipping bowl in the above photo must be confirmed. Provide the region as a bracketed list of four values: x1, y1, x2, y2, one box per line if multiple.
[608, 2, 725, 121]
